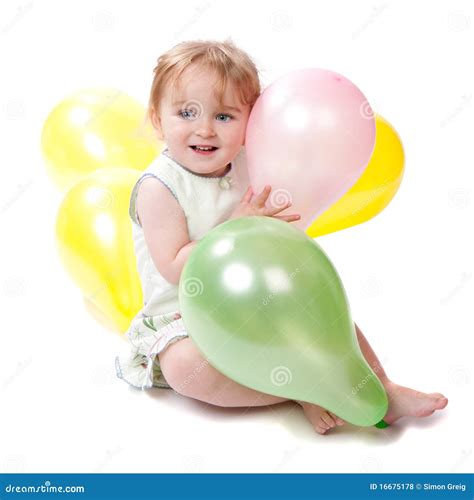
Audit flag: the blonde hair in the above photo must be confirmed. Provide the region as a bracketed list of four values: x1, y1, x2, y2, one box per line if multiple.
[148, 39, 261, 121]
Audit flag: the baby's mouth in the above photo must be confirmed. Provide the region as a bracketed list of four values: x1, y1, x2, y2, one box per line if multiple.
[190, 145, 219, 156]
[190, 145, 219, 152]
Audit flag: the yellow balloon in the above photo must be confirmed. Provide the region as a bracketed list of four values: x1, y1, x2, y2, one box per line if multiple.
[56, 167, 143, 333]
[41, 88, 161, 191]
[306, 114, 405, 237]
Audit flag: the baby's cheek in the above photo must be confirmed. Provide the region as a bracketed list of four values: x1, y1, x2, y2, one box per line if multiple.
[230, 125, 247, 146]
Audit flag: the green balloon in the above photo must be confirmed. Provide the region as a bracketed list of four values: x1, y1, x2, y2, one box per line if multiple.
[179, 216, 388, 427]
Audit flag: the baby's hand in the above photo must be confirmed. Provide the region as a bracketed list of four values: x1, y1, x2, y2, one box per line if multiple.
[229, 186, 300, 223]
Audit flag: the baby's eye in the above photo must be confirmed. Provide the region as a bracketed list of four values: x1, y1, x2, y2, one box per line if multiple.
[216, 113, 232, 122]
[179, 109, 197, 119]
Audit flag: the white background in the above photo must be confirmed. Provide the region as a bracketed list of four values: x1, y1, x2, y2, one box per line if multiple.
[0, 0, 472, 473]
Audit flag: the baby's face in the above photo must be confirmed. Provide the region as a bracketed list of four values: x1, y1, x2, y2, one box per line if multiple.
[152, 65, 251, 177]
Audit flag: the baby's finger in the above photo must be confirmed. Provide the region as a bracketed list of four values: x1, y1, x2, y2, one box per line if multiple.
[273, 214, 301, 223]
[266, 200, 292, 216]
[241, 186, 253, 203]
[253, 185, 271, 206]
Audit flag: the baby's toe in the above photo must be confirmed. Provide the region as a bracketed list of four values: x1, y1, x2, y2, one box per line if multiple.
[435, 396, 448, 410]
[316, 417, 331, 433]
[321, 412, 337, 429]
[329, 412, 344, 426]
[427, 393, 448, 409]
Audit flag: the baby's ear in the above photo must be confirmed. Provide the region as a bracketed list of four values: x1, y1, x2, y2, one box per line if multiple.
[150, 109, 164, 140]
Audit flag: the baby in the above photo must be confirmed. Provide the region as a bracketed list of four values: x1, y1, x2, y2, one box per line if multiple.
[116, 39, 448, 434]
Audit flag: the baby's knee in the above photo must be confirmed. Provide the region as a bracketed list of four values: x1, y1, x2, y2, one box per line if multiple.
[159, 338, 217, 400]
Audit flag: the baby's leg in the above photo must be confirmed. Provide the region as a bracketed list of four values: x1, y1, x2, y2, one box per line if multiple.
[354, 323, 448, 425]
[299, 323, 448, 433]
[159, 337, 343, 434]
[159, 338, 288, 407]
[159, 323, 448, 433]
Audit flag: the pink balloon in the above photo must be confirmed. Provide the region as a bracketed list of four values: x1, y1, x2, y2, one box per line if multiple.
[245, 68, 376, 230]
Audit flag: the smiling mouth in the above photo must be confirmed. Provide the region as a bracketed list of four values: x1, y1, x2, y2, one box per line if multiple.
[190, 146, 219, 152]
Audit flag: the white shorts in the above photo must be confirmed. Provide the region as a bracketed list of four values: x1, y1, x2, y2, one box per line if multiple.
[115, 311, 188, 390]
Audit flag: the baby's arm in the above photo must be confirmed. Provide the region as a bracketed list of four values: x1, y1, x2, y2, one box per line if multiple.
[136, 177, 197, 286]
[136, 181, 300, 286]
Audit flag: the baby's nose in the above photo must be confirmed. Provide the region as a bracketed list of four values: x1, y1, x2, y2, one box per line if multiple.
[196, 118, 216, 137]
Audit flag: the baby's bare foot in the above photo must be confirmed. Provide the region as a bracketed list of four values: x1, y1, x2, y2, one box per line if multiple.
[296, 400, 345, 435]
[383, 381, 448, 425]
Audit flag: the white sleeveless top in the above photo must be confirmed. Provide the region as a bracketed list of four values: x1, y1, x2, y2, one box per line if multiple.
[129, 147, 250, 319]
